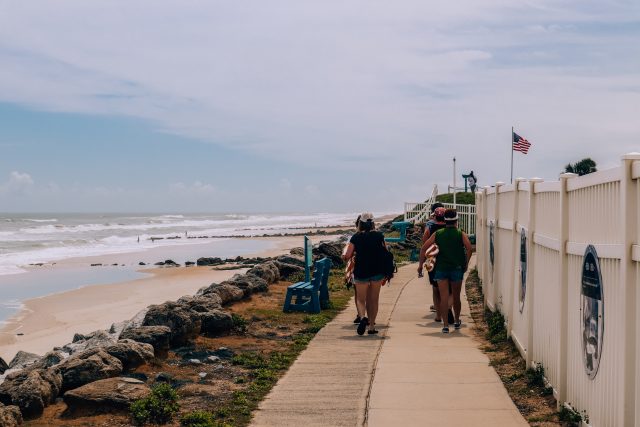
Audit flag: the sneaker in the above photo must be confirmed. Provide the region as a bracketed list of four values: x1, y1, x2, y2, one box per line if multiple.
[429, 305, 436, 312]
[442, 327, 449, 334]
[447, 309, 455, 325]
[454, 320, 462, 330]
[353, 315, 362, 324]
[357, 317, 369, 336]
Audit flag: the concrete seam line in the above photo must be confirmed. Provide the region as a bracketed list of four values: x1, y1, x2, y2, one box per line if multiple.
[361, 268, 416, 427]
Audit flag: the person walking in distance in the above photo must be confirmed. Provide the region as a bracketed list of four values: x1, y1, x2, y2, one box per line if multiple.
[419, 209, 472, 333]
[343, 215, 363, 324]
[342, 213, 387, 335]
[421, 207, 453, 323]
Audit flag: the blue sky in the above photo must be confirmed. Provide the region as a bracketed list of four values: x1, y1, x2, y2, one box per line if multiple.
[0, 1, 638, 212]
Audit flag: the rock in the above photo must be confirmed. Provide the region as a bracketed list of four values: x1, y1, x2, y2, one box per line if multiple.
[200, 310, 233, 336]
[196, 257, 224, 266]
[54, 349, 123, 393]
[163, 259, 178, 266]
[206, 356, 221, 364]
[138, 262, 146, 266]
[0, 403, 22, 426]
[108, 320, 128, 338]
[247, 261, 280, 285]
[0, 368, 62, 419]
[177, 294, 222, 313]
[274, 261, 305, 280]
[222, 274, 268, 297]
[198, 372, 207, 380]
[188, 359, 201, 365]
[185, 261, 195, 266]
[154, 372, 173, 383]
[197, 283, 244, 305]
[142, 302, 202, 347]
[63, 377, 151, 415]
[32, 351, 65, 370]
[213, 347, 234, 359]
[154, 261, 165, 266]
[119, 326, 171, 358]
[126, 372, 148, 382]
[8, 352, 40, 371]
[290, 247, 304, 256]
[0, 358, 8, 375]
[275, 255, 305, 267]
[103, 340, 154, 371]
[62, 330, 116, 355]
[313, 241, 343, 267]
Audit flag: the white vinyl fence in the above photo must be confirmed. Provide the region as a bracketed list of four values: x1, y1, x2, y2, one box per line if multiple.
[475, 153, 640, 427]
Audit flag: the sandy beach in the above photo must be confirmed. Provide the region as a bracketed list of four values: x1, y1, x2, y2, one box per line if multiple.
[0, 234, 341, 361]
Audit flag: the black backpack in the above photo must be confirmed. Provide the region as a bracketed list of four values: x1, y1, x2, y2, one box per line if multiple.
[381, 247, 397, 280]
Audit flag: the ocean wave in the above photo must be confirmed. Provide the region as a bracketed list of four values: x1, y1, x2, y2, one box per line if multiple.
[23, 218, 58, 223]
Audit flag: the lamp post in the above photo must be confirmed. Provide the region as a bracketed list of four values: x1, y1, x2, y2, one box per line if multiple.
[453, 157, 457, 208]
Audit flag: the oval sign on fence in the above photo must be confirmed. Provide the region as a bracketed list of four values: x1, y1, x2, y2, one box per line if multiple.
[581, 245, 604, 380]
[519, 227, 527, 314]
[489, 221, 495, 278]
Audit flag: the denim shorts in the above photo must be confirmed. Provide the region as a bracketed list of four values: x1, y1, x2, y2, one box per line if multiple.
[433, 268, 464, 282]
[354, 274, 386, 283]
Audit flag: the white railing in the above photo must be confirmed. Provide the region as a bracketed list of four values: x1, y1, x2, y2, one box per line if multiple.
[404, 184, 438, 223]
[442, 202, 476, 235]
[475, 153, 640, 427]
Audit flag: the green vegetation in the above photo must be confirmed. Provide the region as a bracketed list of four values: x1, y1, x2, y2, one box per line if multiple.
[130, 383, 180, 425]
[485, 309, 507, 344]
[435, 192, 475, 205]
[180, 410, 224, 427]
[558, 405, 584, 426]
[564, 157, 597, 176]
[231, 313, 248, 334]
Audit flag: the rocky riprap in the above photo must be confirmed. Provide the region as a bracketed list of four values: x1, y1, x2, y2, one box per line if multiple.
[0, 238, 346, 423]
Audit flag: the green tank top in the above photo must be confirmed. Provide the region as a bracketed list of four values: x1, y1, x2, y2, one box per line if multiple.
[434, 227, 465, 271]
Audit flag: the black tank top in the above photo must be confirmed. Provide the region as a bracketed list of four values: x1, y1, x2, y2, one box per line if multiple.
[350, 231, 385, 279]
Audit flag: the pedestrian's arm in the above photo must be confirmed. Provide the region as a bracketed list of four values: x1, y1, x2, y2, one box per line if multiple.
[462, 233, 472, 271]
[422, 228, 431, 244]
[342, 242, 355, 261]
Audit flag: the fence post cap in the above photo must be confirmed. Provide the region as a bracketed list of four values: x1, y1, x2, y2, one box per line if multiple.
[559, 173, 578, 179]
[621, 152, 640, 160]
[529, 177, 543, 182]
[514, 177, 526, 181]
[495, 181, 505, 187]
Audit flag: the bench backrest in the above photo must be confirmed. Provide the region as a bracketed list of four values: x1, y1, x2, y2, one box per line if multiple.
[310, 258, 328, 291]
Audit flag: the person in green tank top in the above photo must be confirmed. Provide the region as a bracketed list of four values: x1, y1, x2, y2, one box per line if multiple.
[418, 208, 472, 333]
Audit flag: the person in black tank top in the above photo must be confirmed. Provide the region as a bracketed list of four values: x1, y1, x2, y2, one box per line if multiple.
[342, 212, 387, 335]
[421, 207, 451, 322]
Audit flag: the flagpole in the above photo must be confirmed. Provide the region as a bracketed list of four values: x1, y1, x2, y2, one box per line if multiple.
[510, 126, 514, 184]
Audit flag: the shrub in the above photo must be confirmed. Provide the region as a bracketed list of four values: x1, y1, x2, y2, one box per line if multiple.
[525, 364, 546, 388]
[558, 405, 583, 426]
[231, 313, 248, 334]
[130, 383, 180, 425]
[180, 410, 216, 427]
[485, 310, 507, 343]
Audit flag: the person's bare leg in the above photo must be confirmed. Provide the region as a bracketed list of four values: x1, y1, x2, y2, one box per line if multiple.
[451, 281, 463, 322]
[355, 283, 368, 319]
[366, 280, 384, 329]
[353, 284, 362, 317]
[438, 279, 450, 328]
[433, 286, 442, 321]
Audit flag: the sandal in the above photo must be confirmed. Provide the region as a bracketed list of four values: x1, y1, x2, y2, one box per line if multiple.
[367, 329, 378, 335]
[357, 317, 369, 336]
[353, 315, 362, 324]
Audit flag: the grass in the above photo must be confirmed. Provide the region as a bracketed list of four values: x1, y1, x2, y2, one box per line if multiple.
[130, 383, 180, 425]
[435, 192, 475, 205]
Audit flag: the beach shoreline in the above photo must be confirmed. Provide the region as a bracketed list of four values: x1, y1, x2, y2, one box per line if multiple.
[0, 233, 343, 361]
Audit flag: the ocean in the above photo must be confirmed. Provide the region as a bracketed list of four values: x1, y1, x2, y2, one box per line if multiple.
[0, 212, 357, 323]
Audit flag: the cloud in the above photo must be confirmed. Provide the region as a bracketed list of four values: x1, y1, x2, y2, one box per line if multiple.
[0, 171, 34, 195]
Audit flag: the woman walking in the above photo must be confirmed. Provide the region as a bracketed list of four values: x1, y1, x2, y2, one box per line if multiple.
[419, 208, 472, 333]
[344, 215, 363, 324]
[342, 212, 387, 335]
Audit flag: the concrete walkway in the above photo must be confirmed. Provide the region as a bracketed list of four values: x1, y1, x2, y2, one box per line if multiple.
[251, 258, 527, 426]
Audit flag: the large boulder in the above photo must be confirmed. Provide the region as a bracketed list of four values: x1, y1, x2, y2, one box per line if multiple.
[177, 294, 222, 313]
[54, 349, 123, 393]
[246, 261, 280, 284]
[0, 368, 62, 419]
[8, 352, 40, 371]
[0, 358, 8, 375]
[200, 310, 233, 336]
[103, 340, 154, 371]
[196, 257, 224, 266]
[313, 241, 343, 267]
[142, 302, 201, 347]
[63, 377, 151, 415]
[197, 283, 244, 305]
[0, 403, 22, 426]
[275, 255, 305, 267]
[32, 351, 66, 370]
[119, 326, 171, 358]
[274, 261, 305, 280]
[222, 274, 268, 297]
[62, 330, 116, 355]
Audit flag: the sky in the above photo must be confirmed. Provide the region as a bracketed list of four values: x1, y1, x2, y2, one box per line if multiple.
[0, 1, 639, 213]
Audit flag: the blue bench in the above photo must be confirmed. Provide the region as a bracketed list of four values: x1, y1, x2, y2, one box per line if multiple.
[283, 258, 330, 314]
[319, 257, 333, 309]
[384, 221, 412, 243]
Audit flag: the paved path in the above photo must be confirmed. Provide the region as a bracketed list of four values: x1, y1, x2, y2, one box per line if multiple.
[251, 258, 527, 426]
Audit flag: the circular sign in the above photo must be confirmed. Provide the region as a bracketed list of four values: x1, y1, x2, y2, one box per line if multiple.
[581, 245, 604, 380]
[489, 220, 495, 278]
[519, 228, 527, 313]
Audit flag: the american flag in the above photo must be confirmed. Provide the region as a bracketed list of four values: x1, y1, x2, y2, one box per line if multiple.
[512, 132, 531, 154]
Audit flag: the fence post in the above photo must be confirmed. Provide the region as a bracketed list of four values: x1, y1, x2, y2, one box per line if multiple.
[507, 178, 525, 338]
[621, 153, 640, 426]
[491, 182, 505, 311]
[557, 173, 577, 406]
[525, 178, 543, 368]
